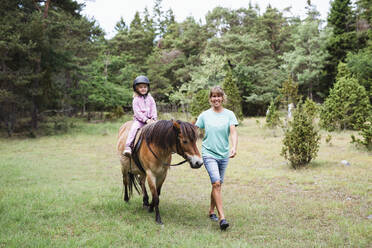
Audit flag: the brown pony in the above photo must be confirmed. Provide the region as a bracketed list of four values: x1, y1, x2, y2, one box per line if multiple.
[117, 120, 203, 224]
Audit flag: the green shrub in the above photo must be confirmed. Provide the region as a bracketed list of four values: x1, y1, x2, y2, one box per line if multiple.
[265, 99, 281, 129]
[325, 134, 333, 146]
[320, 73, 371, 131]
[303, 98, 319, 120]
[281, 100, 321, 169]
[351, 116, 372, 150]
[278, 76, 300, 107]
[105, 106, 125, 120]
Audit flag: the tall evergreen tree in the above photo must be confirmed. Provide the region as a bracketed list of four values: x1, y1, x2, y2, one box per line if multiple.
[222, 68, 243, 121]
[0, 0, 103, 133]
[324, 0, 357, 93]
[281, 2, 329, 99]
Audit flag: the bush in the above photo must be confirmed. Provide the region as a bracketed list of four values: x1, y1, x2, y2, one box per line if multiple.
[265, 99, 281, 129]
[303, 98, 319, 120]
[105, 106, 125, 120]
[320, 68, 371, 131]
[281, 100, 321, 169]
[351, 116, 372, 151]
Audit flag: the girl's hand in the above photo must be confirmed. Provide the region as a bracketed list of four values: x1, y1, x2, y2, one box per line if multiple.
[146, 119, 155, 124]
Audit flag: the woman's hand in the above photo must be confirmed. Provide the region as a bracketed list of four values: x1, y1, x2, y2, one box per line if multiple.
[229, 147, 236, 158]
[229, 125, 238, 158]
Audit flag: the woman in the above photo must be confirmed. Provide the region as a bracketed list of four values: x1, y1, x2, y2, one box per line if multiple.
[195, 86, 238, 231]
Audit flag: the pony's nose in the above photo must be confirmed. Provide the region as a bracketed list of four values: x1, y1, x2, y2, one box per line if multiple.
[192, 160, 203, 169]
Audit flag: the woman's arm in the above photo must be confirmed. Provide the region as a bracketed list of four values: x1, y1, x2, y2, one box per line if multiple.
[229, 125, 238, 158]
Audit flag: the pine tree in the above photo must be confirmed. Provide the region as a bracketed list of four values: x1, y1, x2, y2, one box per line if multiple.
[324, 0, 357, 92]
[222, 68, 243, 121]
[281, 3, 329, 99]
[190, 89, 210, 118]
[320, 62, 371, 131]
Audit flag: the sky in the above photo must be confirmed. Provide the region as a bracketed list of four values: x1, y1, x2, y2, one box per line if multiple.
[76, 0, 332, 38]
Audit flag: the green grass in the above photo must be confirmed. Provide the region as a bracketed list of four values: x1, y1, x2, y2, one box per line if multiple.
[0, 117, 371, 247]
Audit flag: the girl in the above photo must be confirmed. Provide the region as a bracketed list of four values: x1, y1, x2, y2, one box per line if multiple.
[123, 75, 157, 157]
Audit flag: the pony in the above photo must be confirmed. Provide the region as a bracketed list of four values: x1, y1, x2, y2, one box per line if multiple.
[117, 120, 203, 224]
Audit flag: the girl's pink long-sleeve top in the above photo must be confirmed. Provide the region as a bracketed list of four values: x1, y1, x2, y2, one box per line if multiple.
[132, 94, 157, 123]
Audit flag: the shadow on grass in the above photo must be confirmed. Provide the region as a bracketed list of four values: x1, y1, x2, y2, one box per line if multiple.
[90, 195, 214, 229]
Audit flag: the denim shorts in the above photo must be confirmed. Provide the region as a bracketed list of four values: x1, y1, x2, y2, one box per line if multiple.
[203, 156, 229, 184]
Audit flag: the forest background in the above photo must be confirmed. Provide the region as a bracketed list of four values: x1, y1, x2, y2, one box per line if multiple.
[0, 0, 371, 135]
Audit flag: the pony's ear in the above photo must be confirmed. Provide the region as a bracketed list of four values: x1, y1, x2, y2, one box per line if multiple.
[172, 120, 181, 133]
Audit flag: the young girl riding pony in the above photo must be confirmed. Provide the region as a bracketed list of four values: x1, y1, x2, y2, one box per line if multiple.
[123, 75, 157, 157]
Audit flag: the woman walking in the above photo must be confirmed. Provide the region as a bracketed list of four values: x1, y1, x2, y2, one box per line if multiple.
[195, 86, 238, 231]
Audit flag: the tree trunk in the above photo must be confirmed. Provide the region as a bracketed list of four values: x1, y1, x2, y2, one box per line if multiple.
[44, 0, 51, 18]
[31, 102, 38, 129]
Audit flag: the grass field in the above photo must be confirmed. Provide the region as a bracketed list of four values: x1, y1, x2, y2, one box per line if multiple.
[0, 116, 371, 247]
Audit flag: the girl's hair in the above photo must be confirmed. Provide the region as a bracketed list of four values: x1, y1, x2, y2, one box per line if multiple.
[209, 86, 227, 104]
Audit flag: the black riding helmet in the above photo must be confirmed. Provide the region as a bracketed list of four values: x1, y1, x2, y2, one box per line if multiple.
[133, 75, 150, 96]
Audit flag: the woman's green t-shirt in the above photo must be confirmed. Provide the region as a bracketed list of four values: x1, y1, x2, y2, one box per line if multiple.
[195, 108, 238, 159]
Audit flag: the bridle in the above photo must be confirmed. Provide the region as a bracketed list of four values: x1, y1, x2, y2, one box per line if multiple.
[145, 127, 189, 167]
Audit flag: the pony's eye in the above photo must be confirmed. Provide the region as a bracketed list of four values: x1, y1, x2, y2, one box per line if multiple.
[183, 140, 188, 144]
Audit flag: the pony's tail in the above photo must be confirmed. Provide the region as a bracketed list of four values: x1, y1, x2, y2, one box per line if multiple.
[128, 172, 141, 196]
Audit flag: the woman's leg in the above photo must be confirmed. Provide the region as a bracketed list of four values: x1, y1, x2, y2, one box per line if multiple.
[211, 181, 224, 220]
[209, 190, 216, 214]
[203, 156, 224, 218]
[211, 158, 229, 220]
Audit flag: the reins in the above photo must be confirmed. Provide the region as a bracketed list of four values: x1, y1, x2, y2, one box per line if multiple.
[145, 128, 188, 167]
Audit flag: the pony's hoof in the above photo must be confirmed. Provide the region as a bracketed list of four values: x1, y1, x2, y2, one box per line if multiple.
[156, 220, 163, 225]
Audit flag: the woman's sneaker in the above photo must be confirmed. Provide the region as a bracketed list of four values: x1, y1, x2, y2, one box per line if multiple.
[209, 214, 218, 222]
[219, 219, 229, 231]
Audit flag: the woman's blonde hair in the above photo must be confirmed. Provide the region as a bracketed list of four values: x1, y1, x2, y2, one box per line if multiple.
[209, 86, 227, 104]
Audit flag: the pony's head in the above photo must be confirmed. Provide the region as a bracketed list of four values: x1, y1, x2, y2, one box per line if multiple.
[142, 120, 203, 169]
[172, 120, 203, 169]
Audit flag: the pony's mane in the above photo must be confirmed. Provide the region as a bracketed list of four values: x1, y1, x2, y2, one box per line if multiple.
[141, 120, 197, 150]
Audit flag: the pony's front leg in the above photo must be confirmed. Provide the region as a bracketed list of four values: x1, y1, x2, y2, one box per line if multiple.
[156, 169, 168, 196]
[140, 175, 149, 208]
[146, 171, 162, 224]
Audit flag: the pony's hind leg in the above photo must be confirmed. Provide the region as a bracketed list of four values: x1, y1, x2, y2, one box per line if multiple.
[121, 163, 129, 202]
[146, 172, 162, 224]
[122, 172, 129, 202]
